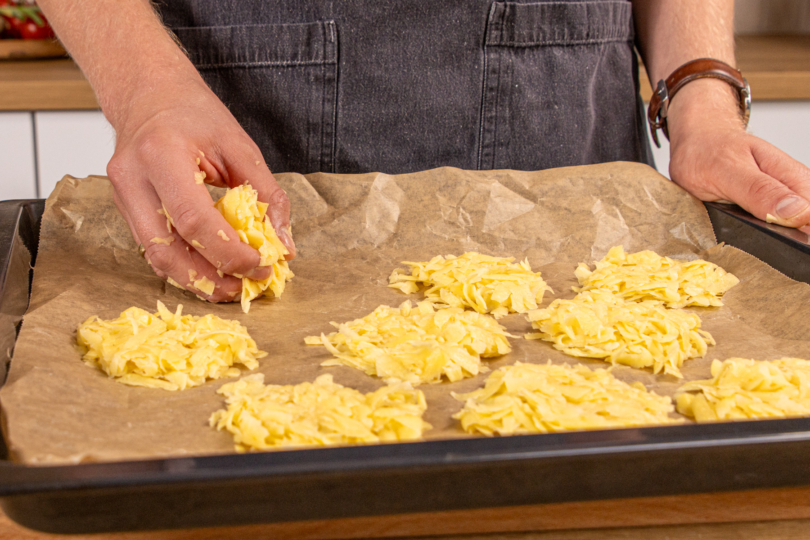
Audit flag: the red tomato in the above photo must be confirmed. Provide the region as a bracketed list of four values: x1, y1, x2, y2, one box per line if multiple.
[1, 2, 55, 40]
[19, 18, 53, 39]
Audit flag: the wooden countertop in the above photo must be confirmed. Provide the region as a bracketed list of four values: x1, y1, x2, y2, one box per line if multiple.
[0, 58, 97, 110]
[0, 35, 808, 111]
[4, 485, 810, 539]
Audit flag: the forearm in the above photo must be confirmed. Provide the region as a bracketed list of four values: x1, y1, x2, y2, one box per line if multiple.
[633, 0, 742, 137]
[36, 0, 203, 133]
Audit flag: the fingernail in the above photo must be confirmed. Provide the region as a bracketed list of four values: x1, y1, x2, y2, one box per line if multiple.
[776, 196, 809, 220]
[279, 227, 296, 256]
[246, 266, 273, 281]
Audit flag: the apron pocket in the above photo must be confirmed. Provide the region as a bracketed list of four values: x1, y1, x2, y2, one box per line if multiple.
[478, 1, 645, 171]
[173, 21, 338, 174]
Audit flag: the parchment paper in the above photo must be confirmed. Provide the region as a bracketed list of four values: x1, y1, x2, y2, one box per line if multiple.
[3, 163, 810, 464]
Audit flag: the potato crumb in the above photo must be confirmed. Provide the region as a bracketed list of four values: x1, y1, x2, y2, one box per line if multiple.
[574, 245, 739, 308]
[161, 204, 174, 233]
[526, 290, 714, 378]
[676, 358, 810, 421]
[76, 301, 265, 391]
[150, 236, 175, 246]
[216, 270, 224, 278]
[217, 230, 230, 241]
[194, 171, 207, 185]
[214, 185, 294, 313]
[199, 150, 205, 157]
[193, 276, 216, 296]
[196, 157, 201, 165]
[167, 277, 185, 290]
[210, 373, 430, 451]
[255, 160, 261, 166]
[453, 362, 680, 436]
[389, 252, 552, 318]
[307, 300, 512, 385]
[188, 269, 198, 281]
[191, 240, 205, 250]
[765, 214, 778, 224]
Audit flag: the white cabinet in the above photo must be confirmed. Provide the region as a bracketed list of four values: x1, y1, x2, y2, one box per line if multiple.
[0, 112, 37, 201]
[35, 111, 115, 198]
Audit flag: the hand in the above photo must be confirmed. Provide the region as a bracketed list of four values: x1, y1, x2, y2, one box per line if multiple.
[107, 75, 296, 302]
[668, 80, 810, 234]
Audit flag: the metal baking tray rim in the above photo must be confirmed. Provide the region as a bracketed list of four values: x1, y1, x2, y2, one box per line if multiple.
[1, 199, 810, 533]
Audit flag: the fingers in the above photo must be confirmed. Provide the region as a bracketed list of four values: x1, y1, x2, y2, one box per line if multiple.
[749, 140, 810, 227]
[112, 189, 140, 245]
[108, 170, 243, 302]
[736, 169, 810, 228]
[224, 144, 297, 259]
[672, 132, 810, 231]
[146, 150, 273, 281]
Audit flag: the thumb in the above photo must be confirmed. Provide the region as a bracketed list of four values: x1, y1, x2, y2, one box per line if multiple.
[749, 139, 810, 228]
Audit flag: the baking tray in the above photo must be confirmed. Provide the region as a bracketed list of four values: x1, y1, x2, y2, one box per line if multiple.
[1, 199, 810, 534]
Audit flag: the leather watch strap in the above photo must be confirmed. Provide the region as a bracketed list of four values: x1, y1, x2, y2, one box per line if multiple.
[647, 58, 751, 147]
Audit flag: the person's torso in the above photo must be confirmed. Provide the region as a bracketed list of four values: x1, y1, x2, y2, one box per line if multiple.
[158, 0, 653, 174]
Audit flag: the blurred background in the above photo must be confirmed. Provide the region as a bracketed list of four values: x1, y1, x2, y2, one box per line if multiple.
[0, 0, 808, 201]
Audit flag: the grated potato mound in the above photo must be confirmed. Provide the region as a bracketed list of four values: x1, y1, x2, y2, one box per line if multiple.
[76, 301, 266, 391]
[453, 362, 680, 435]
[210, 373, 431, 451]
[675, 357, 810, 421]
[388, 252, 552, 318]
[574, 245, 739, 308]
[526, 290, 714, 378]
[305, 300, 512, 385]
[213, 185, 294, 313]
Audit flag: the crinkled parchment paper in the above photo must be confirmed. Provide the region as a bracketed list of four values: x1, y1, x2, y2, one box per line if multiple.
[3, 163, 809, 464]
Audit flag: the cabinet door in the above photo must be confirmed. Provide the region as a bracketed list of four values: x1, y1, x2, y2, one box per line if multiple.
[35, 111, 115, 198]
[0, 112, 36, 201]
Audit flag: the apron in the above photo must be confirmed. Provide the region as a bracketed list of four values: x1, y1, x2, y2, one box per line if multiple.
[156, 1, 654, 175]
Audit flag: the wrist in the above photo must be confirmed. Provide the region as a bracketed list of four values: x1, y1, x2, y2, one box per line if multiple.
[665, 79, 746, 146]
[103, 62, 209, 137]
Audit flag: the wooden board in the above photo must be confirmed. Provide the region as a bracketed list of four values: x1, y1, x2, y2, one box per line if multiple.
[0, 39, 66, 60]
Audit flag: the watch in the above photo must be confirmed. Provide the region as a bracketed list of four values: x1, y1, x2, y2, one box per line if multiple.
[647, 58, 751, 147]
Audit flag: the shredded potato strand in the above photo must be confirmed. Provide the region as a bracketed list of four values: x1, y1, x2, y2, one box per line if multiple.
[214, 185, 294, 313]
[526, 290, 714, 378]
[389, 252, 552, 318]
[676, 357, 810, 421]
[306, 300, 512, 385]
[210, 373, 431, 451]
[76, 301, 266, 391]
[574, 245, 739, 308]
[453, 362, 679, 435]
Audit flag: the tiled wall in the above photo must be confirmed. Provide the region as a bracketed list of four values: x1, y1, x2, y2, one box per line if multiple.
[735, 0, 810, 34]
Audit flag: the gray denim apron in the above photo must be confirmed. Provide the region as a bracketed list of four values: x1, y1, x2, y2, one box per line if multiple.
[156, 0, 654, 175]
